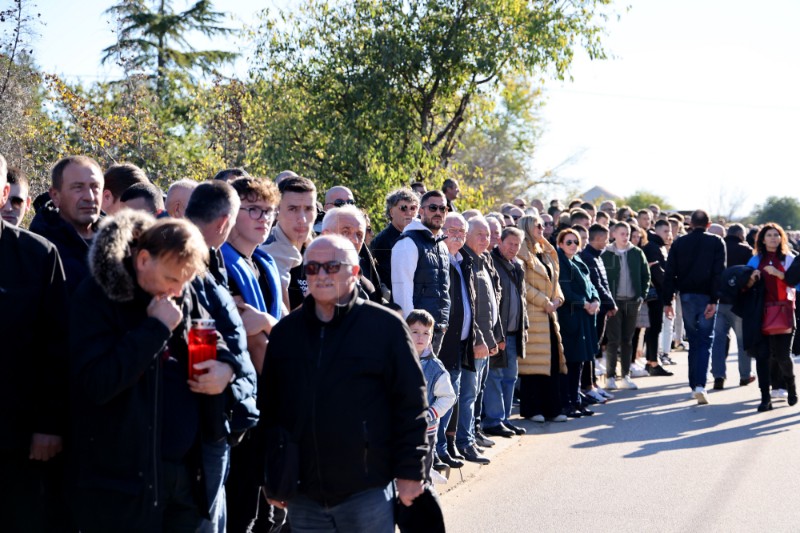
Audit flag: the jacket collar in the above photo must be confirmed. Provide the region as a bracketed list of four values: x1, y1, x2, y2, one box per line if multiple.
[301, 287, 359, 327]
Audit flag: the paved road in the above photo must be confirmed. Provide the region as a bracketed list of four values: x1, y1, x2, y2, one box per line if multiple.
[439, 351, 800, 532]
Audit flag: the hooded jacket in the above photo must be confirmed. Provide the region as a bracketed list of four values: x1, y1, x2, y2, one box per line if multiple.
[601, 242, 651, 300]
[68, 211, 230, 531]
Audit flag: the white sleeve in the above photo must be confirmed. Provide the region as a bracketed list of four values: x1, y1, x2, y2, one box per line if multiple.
[429, 372, 456, 420]
[391, 237, 418, 318]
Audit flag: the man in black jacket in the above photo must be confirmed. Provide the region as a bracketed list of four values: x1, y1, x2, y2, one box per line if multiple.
[663, 210, 727, 404]
[0, 153, 70, 532]
[259, 235, 427, 532]
[711, 223, 755, 388]
[370, 187, 420, 289]
[30, 155, 104, 294]
[69, 212, 237, 532]
[642, 220, 674, 376]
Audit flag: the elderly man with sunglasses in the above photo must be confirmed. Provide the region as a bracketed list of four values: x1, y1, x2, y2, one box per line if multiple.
[257, 234, 427, 532]
[370, 187, 420, 287]
[391, 190, 451, 355]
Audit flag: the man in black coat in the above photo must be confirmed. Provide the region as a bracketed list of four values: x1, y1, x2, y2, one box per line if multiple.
[369, 187, 419, 291]
[0, 153, 70, 532]
[663, 210, 726, 404]
[258, 235, 427, 531]
[641, 219, 674, 376]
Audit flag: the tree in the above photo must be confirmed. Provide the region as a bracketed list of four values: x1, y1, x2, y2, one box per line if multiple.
[623, 190, 674, 212]
[248, 0, 615, 220]
[750, 196, 800, 230]
[102, 0, 236, 96]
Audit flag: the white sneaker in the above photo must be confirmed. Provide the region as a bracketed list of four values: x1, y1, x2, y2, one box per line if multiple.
[586, 389, 606, 404]
[549, 414, 568, 423]
[606, 377, 618, 390]
[597, 388, 615, 400]
[619, 376, 638, 390]
[694, 387, 709, 405]
[630, 365, 649, 378]
[772, 388, 789, 399]
[530, 414, 545, 423]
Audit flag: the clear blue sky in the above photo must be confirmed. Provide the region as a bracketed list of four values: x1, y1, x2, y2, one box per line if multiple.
[27, 0, 800, 217]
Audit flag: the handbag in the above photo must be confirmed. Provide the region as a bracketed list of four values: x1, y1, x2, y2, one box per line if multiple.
[761, 300, 794, 336]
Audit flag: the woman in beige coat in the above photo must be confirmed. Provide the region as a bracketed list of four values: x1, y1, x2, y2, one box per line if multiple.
[517, 215, 568, 422]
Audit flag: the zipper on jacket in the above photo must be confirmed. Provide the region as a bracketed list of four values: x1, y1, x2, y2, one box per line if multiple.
[152, 360, 159, 507]
[312, 326, 327, 503]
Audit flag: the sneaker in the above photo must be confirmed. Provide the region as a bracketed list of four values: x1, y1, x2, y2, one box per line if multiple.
[694, 387, 709, 405]
[596, 388, 614, 400]
[529, 414, 546, 423]
[585, 389, 607, 404]
[630, 365, 649, 378]
[580, 391, 599, 405]
[647, 364, 674, 377]
[548, 414, 568, 423]
[771, 388, 788, 399]
[618, 376, 638, 390]
[660, 354, 677, 365]
[606, 377, 618, 390]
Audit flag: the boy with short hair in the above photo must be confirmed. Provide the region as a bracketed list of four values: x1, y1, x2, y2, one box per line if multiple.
[407, 310, 458, 476]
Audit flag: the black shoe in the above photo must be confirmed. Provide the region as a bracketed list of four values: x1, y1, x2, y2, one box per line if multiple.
[739, 376, 756, 386]
[647, 364, 674, 377]
[447, 437, 465, 460]
[474, 431, 496, 448]
[564, 408, 583, 418]
[713, 377, 725, 390]
[790, 392, 798, 406]
[438, 449, 464, 469]
[758, 400, 773, 412]
[577, 406, 595, 416]
[580, 391, 599, 405]
[483, 424, 515, 438]
[503, 421, 526, 435]
[459, 445, 491, 465]
[433, 453, 448, 471]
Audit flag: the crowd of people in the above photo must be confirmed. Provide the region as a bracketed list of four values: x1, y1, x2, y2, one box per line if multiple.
[2, 151, 799, 533]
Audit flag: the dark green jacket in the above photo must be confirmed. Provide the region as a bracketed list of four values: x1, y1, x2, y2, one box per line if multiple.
[601, 244, 651, 300]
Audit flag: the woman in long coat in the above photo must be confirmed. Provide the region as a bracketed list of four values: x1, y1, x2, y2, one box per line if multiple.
[516, 215, 567, 422]
[556, 228, 600, 418]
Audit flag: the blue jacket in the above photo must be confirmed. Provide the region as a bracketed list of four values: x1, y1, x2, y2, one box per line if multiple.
[556, 249, 599, 363]
[221, 242, 282, 320]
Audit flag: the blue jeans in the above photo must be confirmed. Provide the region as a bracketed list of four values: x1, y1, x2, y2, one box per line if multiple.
[711, 303, 751, 380]
[436, 367, 461, 456]
[456, 357, 488, 449]
[680, 293, 717, 389]
[198, 438, 231, 533]
[287, 483, 394, 533]
[482, 335, 519, 428]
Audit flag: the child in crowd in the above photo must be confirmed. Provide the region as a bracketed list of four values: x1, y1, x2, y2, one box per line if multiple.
[407, 310, 457, 480]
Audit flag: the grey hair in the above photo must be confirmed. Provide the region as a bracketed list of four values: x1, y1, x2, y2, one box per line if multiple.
[321, 204, 365, 232]
[384, 187, 419, 221]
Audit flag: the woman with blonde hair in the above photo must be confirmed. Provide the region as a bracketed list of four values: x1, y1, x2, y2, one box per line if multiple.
[516, 215, 568, 422]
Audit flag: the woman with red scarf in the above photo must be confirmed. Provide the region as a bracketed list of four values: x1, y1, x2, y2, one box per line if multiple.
[746, 223, 797, 411]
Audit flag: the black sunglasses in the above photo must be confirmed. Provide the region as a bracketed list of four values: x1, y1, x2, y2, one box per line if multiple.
[304, 260, 352, 276]
[332, 199, 355, 207]
[423, 204, 448, 213]
[398, 204, 419, 212]
[563, 239, 580, 246]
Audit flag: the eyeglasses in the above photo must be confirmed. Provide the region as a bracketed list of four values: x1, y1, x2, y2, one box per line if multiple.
[544, 221, 554, 226]
[398, 204, 419, 212]
[331, 198, 355, 208]
[304, 260, 352, 276]
[240, 206, 275, 220]
[563, 239, 579, 246]
[423, 204, 448, 213]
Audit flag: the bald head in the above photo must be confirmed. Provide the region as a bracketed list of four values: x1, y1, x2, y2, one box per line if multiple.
[324, 186, 355, 210]
[166, 179, 198, 218]
[708, 223, 725, 237]
[466, 216, 490, 255]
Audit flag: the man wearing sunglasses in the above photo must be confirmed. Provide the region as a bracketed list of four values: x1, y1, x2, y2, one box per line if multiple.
[391, 190, 451, 355]
[370, 187, 420, 288]
[323, 185, 355, 211]
[0, 166, 31, 227]
[258, 235, 427, 530]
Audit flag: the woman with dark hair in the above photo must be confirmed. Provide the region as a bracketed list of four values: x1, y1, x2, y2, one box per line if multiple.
[556, 228, 600, 417]
[516, 215, 568, 423]
[744, 222, 797, 411]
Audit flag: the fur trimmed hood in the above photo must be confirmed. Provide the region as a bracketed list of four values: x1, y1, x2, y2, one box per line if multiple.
[89, 209, 156, 302]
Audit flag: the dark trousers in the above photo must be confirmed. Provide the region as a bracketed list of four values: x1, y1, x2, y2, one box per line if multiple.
[756, 332, 796, 394]
[1, 451, 58, 533]
[645, 300, 664, 362]
[580, 359, 596, 389]
[564, 361, 583, 408]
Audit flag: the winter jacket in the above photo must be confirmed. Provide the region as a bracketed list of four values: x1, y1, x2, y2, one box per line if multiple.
[258, 291, 427, 507]
[663, 228, 727, 304]
[517, 238, 566, 376]
[601, 242, 651, 300]
[370, 223, 402, 292]
[440, 251, 477, 371]
[68, 211, 230, 531]
[462, 246, 503, 351]
[490, 247, 528, 368]
[725, 235, 754, 268]
[557, 249, 599, 363]
[579, 244, 616, 313]
[29, 199, 96, 294]
[642, 232, 668, 296]
[0, 221, 68, 452]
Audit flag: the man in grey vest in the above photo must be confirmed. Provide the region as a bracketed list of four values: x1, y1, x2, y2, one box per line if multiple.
[391, 190, 451, 354]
